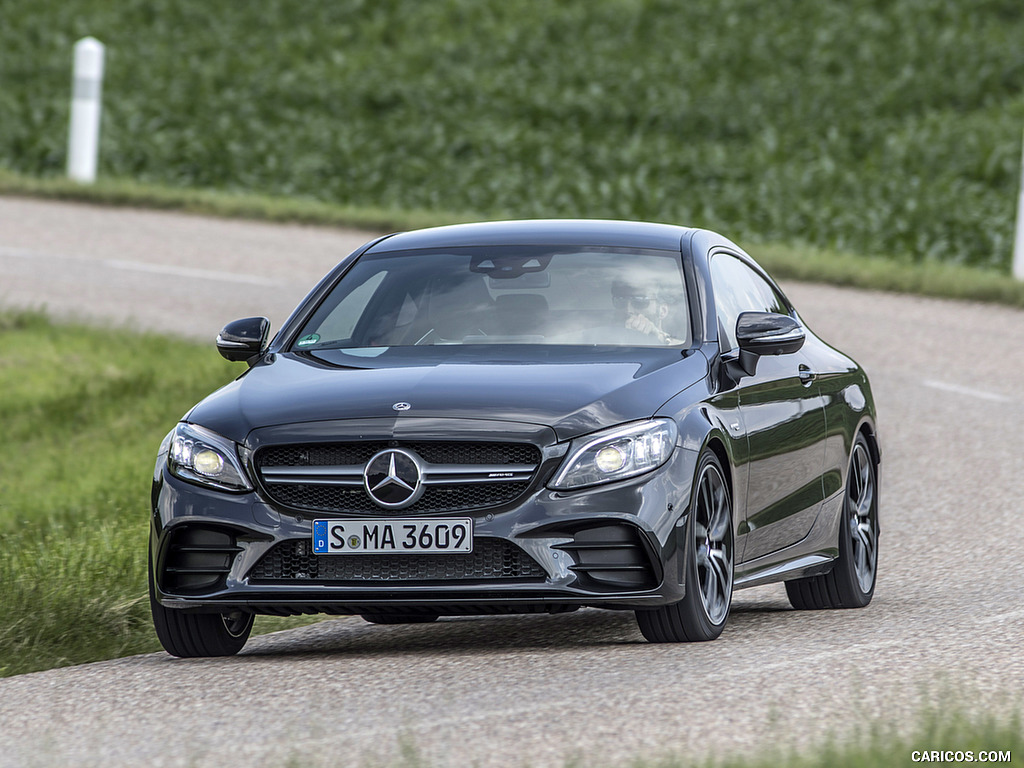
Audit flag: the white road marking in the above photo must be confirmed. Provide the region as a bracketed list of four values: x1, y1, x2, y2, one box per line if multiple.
[1, 246, 277, 287]
[922, 379, 1011, 403]
[103, 258, 277, 286]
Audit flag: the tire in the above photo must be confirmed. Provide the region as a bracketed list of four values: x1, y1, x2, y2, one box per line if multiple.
[362, 613, 440, 625]
[149, 551, 253, 657]
[786, 433, 878, 610]
[636, 450, 734, 642]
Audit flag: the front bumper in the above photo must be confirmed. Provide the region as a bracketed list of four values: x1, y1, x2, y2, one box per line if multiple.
[150, 438, 699, 615]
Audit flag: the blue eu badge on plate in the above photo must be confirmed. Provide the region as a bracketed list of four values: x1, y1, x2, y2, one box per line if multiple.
[313, 520, 329, 553]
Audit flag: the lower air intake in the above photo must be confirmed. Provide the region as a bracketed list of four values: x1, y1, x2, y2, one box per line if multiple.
[248, 538, 547, 584]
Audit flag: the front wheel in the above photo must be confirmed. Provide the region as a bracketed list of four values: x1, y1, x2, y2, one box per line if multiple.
[149, 552, 253, 657]
[786, 433, 878, 609]
[636, 450, 734, 642]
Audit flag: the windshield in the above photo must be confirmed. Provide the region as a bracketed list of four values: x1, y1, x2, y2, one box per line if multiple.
[292, 246, 690, 350]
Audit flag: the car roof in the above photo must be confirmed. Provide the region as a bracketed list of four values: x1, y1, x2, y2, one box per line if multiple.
[367, 219, 698, 253]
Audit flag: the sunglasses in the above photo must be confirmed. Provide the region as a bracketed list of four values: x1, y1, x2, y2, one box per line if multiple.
[612, 294, 652, 311]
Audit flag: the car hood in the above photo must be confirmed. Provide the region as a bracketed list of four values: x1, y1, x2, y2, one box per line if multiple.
[186, 346, 708, 444]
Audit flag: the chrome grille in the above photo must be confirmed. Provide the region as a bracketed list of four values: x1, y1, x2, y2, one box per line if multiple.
[254, 441, 541, 515]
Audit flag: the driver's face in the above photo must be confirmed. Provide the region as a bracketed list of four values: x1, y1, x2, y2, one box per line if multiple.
[611, 291, 654, 314]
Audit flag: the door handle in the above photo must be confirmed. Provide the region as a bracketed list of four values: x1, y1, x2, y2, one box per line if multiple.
[798, 364, 816, 386]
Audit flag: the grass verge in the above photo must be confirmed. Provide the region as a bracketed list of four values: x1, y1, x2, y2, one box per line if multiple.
[0, 167, 473, 235]
[4, 170, 1024, 310]
[276, 702, 1021, 767]
[663, 706, 1022, 768]
[0, 311, 319, 677]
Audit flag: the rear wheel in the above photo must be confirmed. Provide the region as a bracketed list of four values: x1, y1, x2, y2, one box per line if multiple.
[149, 550, 253, 657]
[636, 450, 734, 642]
[786, 433, 878, 609]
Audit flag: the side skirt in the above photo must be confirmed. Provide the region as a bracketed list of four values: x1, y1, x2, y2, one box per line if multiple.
[734, 488, 843, 590]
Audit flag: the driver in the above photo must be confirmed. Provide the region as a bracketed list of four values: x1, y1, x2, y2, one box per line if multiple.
[611, 280, 685, 345]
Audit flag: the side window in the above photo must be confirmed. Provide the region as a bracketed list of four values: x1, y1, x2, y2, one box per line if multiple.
[710, 254, 790, 351]
[750, 273, 788, 316]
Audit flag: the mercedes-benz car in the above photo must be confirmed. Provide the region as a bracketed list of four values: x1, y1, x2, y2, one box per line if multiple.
[149, 220, 880, 657]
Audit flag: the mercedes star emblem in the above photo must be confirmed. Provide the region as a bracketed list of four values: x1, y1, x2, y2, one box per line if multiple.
[392, 402, 412, 411]
[363, 448, 425, 508]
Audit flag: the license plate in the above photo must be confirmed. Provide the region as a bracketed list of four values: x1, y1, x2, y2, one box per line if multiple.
[312, 518, 473, 555]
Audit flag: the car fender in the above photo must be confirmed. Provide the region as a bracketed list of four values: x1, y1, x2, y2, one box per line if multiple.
[658, 394, 747, 574]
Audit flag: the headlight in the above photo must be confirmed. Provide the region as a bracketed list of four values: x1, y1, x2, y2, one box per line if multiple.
[164, 423, 252, 492]
[549, 419, 678, 490]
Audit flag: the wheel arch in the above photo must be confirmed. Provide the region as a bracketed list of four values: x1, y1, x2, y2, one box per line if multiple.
[857, 419, 881, 469]
[854, 418, 880, 538]
[669, 400, 741, 523]
[702, 434, 734, 506]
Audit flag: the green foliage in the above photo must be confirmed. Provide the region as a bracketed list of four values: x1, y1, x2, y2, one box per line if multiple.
[632, 706, 1023, 768]
[2, 0, 1023, 269]
[0, 311, 232, 533]
[755, 242, 1024, 307]
[0, 521, 155, 676]
[0, 313, 317, 676]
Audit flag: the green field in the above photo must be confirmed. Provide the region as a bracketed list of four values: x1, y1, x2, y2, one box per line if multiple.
[3, 0, 1024, 270]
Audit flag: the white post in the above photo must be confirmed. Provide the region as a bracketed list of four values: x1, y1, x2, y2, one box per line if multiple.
[67, 37, 105, 183]
[1014, 128, 1024, 280]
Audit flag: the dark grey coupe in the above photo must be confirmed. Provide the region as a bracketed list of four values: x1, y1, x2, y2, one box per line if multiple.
[149, 220, 879, 656]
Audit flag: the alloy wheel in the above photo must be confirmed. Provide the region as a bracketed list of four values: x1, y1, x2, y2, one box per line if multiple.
[847, 442, 877, 594]
[693, 462, 733, 625]
[220, 610, 252, 638]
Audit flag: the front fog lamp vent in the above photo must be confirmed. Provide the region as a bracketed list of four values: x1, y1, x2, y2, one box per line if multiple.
[161, 527, 242, 594]
[555, 524, 659, 591]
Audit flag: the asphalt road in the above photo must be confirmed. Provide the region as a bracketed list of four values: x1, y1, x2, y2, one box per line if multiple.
[1, 197, 1023, 768]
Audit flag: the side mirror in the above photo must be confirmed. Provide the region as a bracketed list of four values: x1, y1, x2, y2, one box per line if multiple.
[216, 317, 270, 364]
[736, 312, 805, 357]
